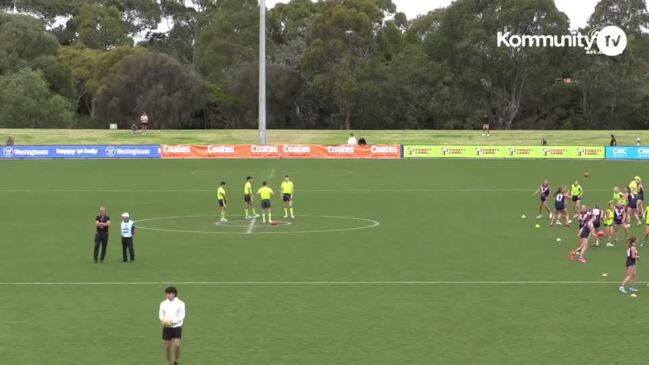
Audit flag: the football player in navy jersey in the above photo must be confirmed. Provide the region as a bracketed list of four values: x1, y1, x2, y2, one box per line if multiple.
[612, 201, 629, 244]
[532, 179, 552, 220]
[570, 210, 595, 263]
[591, 205, 603, 247]
[550, 186, 571, 227]
[625, 187, 642, 227]
[619, 237, 639, 294]
[637, 178, 645, 218]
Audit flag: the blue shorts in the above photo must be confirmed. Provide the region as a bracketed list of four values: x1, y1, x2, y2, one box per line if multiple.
[261, 200, 271, 209]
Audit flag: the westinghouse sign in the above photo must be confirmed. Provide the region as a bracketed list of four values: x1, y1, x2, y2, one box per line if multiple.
[497, 26, 627, 56]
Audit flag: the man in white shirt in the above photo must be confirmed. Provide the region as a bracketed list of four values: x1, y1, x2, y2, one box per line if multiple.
[140, 112, 149, 135]
[347, 133, 357, 145]
[159, 287, 186, 365]
[120, 212, 135, 262]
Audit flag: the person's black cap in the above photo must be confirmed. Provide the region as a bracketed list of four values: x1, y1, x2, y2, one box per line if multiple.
[165, 286, 178, 295]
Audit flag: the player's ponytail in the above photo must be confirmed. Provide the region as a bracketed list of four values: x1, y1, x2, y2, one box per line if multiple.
[628, 236, 638, 247]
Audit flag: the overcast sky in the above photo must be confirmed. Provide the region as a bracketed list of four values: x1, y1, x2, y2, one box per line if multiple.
[266, 0, 632, 29]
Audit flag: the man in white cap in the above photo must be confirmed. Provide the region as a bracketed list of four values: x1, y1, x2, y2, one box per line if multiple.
[120, 212, 136, 262]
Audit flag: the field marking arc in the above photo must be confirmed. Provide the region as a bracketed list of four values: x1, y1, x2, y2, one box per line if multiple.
[134, 214, 380, 235]
[0, 281, 636, 286]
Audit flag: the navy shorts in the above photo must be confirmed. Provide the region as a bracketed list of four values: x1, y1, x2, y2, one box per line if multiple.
[282, 194, 292, 202]
[594, 221, 601, 229]
[541, 195, 548, 202]
[261, 200, 271, 209]
[218, 199, 225, 207]
[244, 194, 251, 203]
[572, 196, 581, 202]
[162, 327, 182, 340]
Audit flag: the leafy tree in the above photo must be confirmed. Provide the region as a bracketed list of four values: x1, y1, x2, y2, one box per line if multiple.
[195, 0, 259, 85]
[0, 13, 74, 97]
[75, 3, 132, 50]
[0, 68, 74, 127]
[58, 45, 148, 116]
[425, 0, 570, 129]
[141, 0, 197, 64]
[302, 0, 397, 130]
[95, 53, 208, 129]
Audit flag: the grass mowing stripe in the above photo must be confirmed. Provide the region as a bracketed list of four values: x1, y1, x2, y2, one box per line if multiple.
[0, 281, 633, 285]
[0, 188, 620, 193]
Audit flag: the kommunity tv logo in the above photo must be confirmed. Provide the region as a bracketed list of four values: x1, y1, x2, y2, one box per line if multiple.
[497, 26, 627, 56]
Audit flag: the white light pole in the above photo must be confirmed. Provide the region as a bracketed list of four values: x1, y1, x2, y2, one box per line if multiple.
[258, 0, 267, 144]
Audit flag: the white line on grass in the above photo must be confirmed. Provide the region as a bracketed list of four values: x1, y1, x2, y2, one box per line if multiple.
[0, 281, 636, 285]
[0, 188, 619, 193]
[269, 168, 276, 178]
[246, 216, 257, 234]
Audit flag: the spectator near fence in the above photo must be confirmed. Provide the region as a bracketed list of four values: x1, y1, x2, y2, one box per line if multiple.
[610, 134, 617, 146]
[140, 113, 149, 135]
[358, 137, 367, 146]
[347, 134, 357, 145]
[6, 136, 14, 146]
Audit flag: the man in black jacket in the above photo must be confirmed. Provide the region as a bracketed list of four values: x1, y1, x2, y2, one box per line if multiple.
[94, 207, 111, 263]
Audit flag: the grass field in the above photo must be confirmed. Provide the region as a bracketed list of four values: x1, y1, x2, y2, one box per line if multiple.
[2, 158, 649, 364]
[2, 128, 649, 146]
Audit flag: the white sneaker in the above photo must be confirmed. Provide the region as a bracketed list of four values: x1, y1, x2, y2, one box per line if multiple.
[556, 221, 562, 226]
[220, 218, 228, 222]
[254, 214, 260, 218]
[626, 224, 631, 228]
[245, 216, 251, 219]
[536, 215, 543, 219]
[291, 215, 295, 219]
[593, 242, 600, 247]
[619, 286, 628, 294]
[283, 215, 288, 218]
[606, 242, 615, 247]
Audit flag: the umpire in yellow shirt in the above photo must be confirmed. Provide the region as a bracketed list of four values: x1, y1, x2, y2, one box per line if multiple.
[217, 181, 227, 222]
[280, 175, 295, 218]
[256, 181, 274, 223]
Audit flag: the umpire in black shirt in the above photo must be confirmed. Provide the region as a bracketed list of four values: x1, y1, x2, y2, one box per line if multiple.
[94, 207, 111, 263]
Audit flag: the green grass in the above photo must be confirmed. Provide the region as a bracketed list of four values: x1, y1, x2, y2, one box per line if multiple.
[1, 159, 649, 364]
[1, 128, 648, 146]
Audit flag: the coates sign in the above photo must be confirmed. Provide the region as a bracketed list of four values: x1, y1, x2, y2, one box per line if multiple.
[160, 144, 400, 159]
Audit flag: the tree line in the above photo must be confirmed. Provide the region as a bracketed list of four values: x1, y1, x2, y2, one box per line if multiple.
[0, 0, 648, 130]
